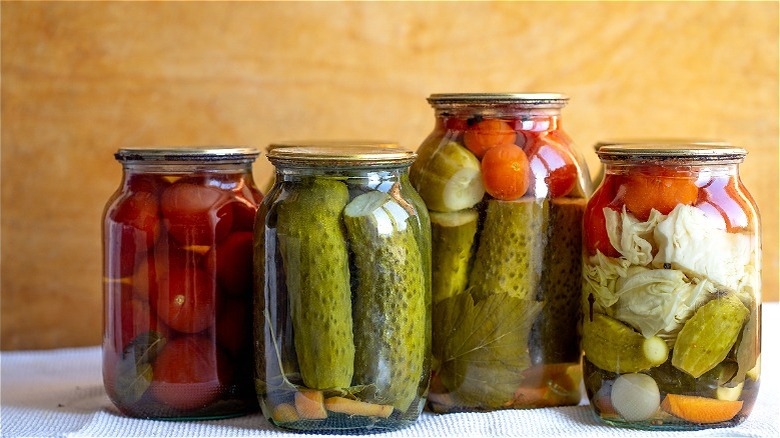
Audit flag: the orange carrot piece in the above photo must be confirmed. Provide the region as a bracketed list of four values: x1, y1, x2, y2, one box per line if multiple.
[660, 394, 743, 424]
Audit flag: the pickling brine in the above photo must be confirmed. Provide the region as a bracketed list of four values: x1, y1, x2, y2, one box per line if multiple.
[412, 93, 591, 412]
[254, 143, 431, 433]
[582, 144, 761, 430]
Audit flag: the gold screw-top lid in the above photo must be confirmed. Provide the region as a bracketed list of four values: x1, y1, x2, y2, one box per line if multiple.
[597, 143, 747, 164]
[427, 93, 569, 108]
[593, 138, 730, 151]
[266, 141, 415, 167]
[115, 146, 260, 162]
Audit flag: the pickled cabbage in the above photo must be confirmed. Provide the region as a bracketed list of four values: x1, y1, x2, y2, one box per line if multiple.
[604, 206, 665, 266]
[612, 266, 715, 340]
[652, 204, 754, 295]
[583, 252, 631, 309]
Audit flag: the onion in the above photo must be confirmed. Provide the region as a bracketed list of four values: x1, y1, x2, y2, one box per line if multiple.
[610, 373, 660, 421]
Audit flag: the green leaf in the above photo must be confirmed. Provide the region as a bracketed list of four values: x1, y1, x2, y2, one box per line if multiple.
[114, 331, 167, 404]
[433, 292, 542, 408]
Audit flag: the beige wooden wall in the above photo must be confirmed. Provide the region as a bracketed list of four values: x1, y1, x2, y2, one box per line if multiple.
[2, 1, 777, 350]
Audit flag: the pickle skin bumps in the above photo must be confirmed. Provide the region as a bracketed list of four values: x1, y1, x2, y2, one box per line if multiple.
[276, 178, 355, 390]
[344, 191, 427, 412]
[530, 197, 587, 365]
[468, 198, 548, 301]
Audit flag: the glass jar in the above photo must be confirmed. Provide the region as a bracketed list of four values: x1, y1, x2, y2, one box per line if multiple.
[102, 147, 262, 419]
[255, 142, 431, 433]
[411, 93, 591, 412]
[582, 144, 761, 430]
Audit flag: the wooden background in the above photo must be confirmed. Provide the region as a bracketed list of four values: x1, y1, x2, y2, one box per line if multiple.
[2, 1, 777, 350]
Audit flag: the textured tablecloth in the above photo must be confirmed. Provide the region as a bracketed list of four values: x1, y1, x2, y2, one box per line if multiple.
[2, 302, 778, 437]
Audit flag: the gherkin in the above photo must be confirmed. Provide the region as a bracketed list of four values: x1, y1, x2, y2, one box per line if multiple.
[344, 191, 427, 412]
[672, 293, 749, 378]
[276, 178, 355, 390]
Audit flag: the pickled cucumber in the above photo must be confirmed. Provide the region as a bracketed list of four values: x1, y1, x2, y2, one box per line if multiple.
[583, 313, 669, 373]
[469, 198, 548, 301]
[344, 191, 427, 412]
[672, 293, 749, 378]
[529, 197, 586, 364]
[430, 209, 478, 304]
[409, 140, 485, 212]
[276, 178, 355, 390]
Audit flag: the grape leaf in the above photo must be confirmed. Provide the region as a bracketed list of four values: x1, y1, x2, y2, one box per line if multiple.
[433, 292, 542, 408]
[115, 331, 166, 404]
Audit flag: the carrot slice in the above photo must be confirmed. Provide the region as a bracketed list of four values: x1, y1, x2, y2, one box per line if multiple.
[660, 394, 743, 424]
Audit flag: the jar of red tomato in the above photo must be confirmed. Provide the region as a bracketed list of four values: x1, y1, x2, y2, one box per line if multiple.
[102, 147, 262, 419]
[582, 144, 761, 430]
[410, 93, 591, 412]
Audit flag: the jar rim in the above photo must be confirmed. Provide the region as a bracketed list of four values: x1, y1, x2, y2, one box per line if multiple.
[597, 144, 747, 163]
[115, 146, 260, 162]
[266, 141, 416, 167]
[427, 93, 569, 108]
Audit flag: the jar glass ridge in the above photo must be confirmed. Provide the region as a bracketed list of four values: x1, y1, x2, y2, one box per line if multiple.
[582, 143, 761, 430]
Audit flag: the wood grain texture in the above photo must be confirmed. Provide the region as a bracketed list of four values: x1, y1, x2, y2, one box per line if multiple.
[2, 1, 777, 349]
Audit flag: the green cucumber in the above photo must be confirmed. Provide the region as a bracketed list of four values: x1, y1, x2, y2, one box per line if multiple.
[468, 198, 548, 301]
[672, 293, 749, 378]
[529, 197, 587, 364]
[430, 209, 478, 304]
[276, 178, 355, 390]
[344, 191, 427, 412]
[409, 140, 485, 212]
[583, 313, 669, 373]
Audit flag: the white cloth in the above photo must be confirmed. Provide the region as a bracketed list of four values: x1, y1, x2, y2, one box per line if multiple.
[2, 303, 779, 437]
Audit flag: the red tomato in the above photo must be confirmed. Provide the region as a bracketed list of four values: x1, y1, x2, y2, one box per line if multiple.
[132, 240, 197, 302]
[160, 180, 234, 246]
[444, 117, 468, 132]
[696, 175, 753, 232]
[621, 167, 699, 220]
[216, 297, 251, 357]
[463, 119, 517, 158]
[205, 232, 254, 297]
[480, 143, 531, 200]
[229, 199, 259, 233]
[584, 176, 621, 257]
[111, 293, 169, 351]
[153, 265, 216, 334]
[126, 173, 170, 194]
[526, 136, 578, 198]
[106, 191, 162, 278]
[150, 336, 231, 411]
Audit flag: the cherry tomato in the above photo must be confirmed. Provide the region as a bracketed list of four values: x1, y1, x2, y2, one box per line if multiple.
[205, 232, 254, 297]
[216, 297, 251, 357]
[161, 180, 234, 246]
[150, 336, 231, 411]
[584, 176, 621, 257]
[463, 119, 517, 158]
[526, 136, 578, 198]
[132, 240, 194, 302]
[621, 167, 699, 220]
[106, 191, 162, 278]
[696, 175, 753, 232]
[153, 265, 216, 334]
[480, 143, 531, 200]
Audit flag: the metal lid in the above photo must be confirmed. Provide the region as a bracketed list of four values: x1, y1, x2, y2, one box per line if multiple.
[597, 144, 747, 163]
[594, 138, 730, 150]
[266, 141, 415, 167]
[115, 146, 260, 162]
[427, 93, 569, 108]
